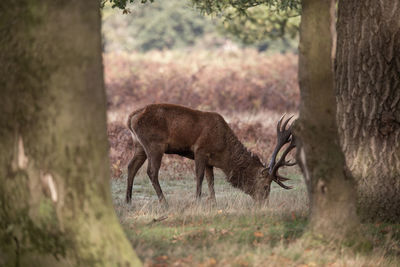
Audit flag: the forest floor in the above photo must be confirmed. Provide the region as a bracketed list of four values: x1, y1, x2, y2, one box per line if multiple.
[111, 166, 400, 267]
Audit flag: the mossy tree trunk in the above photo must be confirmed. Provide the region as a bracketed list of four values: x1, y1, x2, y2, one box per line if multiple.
[335, 0, 400, 222]
[296, 0, 359, 238]
[0, 1, 141, 266]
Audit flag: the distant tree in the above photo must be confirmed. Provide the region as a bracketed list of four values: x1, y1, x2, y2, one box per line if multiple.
[0, 1, 141, 265]
[335, 0, 400, 222]
[217, 5, 300, 52]
[103, 0, 218, 52]
[103, 0, 300, 52]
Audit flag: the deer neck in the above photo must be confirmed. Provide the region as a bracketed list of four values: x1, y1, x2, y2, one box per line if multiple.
[223, 134, 264, 195]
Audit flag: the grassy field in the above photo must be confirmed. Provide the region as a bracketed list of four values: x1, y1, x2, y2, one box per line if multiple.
[111, 166, 400, 266]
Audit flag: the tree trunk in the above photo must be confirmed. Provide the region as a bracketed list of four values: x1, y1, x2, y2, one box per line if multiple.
[296, 0, 358, 238]
[0, 1, 141, 266]
[336, 0, 400, 222]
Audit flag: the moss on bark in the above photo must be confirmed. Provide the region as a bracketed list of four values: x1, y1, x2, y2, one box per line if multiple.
[0, 1, 141, 266]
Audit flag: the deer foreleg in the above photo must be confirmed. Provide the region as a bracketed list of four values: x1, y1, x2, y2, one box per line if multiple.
[195, 153, 206, 200]
[205, 165, 216, 203]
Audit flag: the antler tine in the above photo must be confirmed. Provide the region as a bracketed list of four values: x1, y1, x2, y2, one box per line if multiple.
[276, 175, 291, 182]
[274, 179, 293, 190]
[271, 137, 296, 176]
[281, 115, 294, 132]
[268, 114, 297, 189]
[270, 134, 296, 190]
[269, 115, 294, 172]
[277, 114, 285, 134]
[284, 160, 297, 166]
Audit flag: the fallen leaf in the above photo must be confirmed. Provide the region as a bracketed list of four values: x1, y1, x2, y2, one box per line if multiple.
[205, 258, 217, 266]
[156, 255, 168, 261]
[254, 231, 264, 237]
[221, 229, 230, 235]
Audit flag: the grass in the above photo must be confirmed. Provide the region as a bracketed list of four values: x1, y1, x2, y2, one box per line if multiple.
[111, 166, 400, 266]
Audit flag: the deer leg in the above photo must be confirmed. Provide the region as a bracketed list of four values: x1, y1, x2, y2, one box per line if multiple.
[194, 153, 206, 201]
[126, 144, 147, 203]
[146, 149, 167, 206]
[205, 165, 216, 203]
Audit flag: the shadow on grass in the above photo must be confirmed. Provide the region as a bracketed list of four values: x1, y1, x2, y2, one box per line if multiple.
[122, 212, 308, 263]
[111, 177, 399, 266]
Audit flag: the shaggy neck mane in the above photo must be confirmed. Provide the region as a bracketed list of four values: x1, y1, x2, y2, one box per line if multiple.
[223, 130, 264, 195]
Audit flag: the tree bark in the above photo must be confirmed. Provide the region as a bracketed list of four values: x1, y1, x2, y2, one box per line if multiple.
[296, 0, 358, 238]
[0, 1, 141, 266]
[336, 0, 400, 222]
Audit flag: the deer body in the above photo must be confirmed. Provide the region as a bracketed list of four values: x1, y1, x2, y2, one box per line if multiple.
[126, 103, 294, 205]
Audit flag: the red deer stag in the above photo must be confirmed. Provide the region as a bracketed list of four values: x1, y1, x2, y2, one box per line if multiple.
[126, 103, 296, 206]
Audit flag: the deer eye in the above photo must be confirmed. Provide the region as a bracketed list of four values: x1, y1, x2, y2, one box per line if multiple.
[261, 168, 269, 176]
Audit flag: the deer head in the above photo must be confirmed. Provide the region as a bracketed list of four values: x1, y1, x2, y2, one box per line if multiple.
[252, 115, 296, 202]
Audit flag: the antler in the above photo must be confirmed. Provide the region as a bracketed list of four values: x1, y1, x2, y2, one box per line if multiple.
[268, 115, 296, 189]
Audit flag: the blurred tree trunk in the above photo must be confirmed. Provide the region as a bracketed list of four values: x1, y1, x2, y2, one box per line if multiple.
[335, 0, 400, 222]
[0, 1, 141, 266]
[295, 0, 358, 238]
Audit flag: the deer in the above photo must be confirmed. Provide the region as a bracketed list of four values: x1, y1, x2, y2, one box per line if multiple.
[125, 103, 296, 206]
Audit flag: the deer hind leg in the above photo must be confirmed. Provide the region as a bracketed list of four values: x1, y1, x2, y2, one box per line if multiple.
[146, 147, 168, 207]
[194, 153, 206, 201]
[126, 144, 147, 203]
[205, 165, 216, 203]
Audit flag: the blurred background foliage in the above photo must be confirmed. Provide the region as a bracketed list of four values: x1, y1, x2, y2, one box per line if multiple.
[101, 0, 300, 53]
[102, 1, 218, 52]
[218, 5, 300, 52]
[101, 0, 301, 172]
